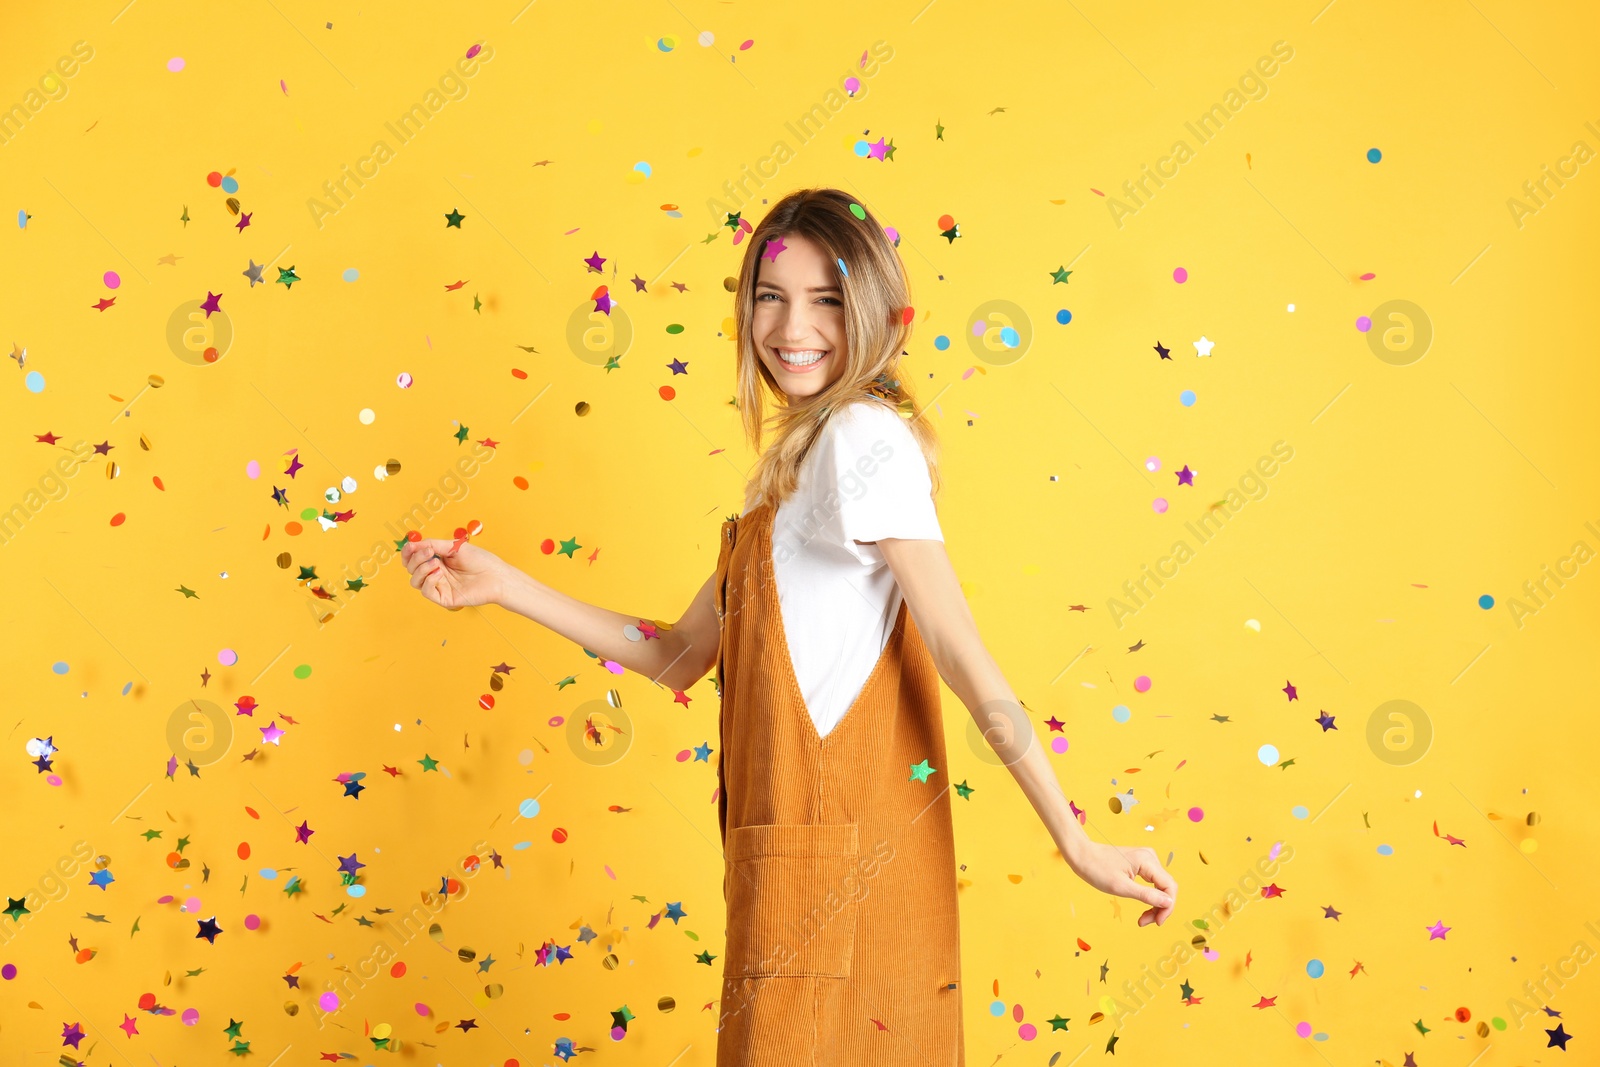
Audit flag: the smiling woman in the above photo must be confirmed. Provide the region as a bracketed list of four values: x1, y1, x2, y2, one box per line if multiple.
[402, 186, 1178, 1067]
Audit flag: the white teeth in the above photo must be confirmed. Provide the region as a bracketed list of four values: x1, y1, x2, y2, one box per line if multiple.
[777, 349, 826, 366]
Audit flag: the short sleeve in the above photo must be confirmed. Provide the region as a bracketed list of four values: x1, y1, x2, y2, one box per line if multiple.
[810, 400, 942, 561]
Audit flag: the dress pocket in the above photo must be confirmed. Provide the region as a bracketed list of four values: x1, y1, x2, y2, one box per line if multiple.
[723, 823, 861, 978]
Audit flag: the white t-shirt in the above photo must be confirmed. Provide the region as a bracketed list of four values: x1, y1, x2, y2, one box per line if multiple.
[742, 399, 944, 739]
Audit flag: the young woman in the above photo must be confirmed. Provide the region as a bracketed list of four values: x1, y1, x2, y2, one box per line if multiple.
[402, 187, 1177, 1065]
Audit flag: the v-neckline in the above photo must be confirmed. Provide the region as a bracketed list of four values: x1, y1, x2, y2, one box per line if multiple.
[749, 499, 906, 747]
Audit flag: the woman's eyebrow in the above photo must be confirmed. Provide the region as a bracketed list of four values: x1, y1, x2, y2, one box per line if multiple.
[755, 281, 842, 293]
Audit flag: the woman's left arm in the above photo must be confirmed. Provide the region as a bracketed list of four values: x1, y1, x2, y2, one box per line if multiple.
[878, 536, 1179, 927]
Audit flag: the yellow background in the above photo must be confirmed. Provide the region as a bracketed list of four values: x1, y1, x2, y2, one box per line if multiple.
[3, 1, 1598, 1064]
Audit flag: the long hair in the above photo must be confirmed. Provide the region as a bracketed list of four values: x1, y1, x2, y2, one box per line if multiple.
[733, 187, 941, 509]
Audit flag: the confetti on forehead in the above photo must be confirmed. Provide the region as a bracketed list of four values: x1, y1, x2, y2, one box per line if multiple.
[836, 256, 849, 277]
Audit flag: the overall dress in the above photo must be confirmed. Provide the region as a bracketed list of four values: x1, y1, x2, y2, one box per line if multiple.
[711, 498, 965, 1066]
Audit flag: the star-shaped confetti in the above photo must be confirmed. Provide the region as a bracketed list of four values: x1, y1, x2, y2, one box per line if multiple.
[908, 759, 937, 783]
[444, 208, 465, 228]
[196, 916, 222, 942]
[277, 266, 300, 288]
[1194, 336, 1214, 357]
[1426, 919, 1450, 940]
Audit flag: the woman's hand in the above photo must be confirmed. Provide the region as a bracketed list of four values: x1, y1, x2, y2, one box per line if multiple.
[1066, 840, 1178, 927]
[401, 537, 509, 611]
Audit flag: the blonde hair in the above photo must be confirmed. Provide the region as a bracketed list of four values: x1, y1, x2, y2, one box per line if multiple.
[734, 187, 940, 509]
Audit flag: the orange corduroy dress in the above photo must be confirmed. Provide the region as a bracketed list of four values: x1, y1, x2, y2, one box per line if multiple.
[710, 497, 965, 1066]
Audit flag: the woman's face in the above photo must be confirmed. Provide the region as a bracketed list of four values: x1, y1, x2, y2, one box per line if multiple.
[751, 231, 849, 400]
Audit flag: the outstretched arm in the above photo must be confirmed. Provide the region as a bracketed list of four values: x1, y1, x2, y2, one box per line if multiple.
[877, 536, 1178, 927]
[401, 538, 721, 693]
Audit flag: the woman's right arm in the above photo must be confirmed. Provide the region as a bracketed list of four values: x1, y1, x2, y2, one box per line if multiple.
[497, 563, 721, 692]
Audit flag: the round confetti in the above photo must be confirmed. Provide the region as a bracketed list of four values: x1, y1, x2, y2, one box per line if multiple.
[24, 371, 44, 393]
[220, 175, 238, 194]
[1, 963, 15, 980]
[659, 385, 676, 400]
[246, 460, 261, 479]
[396, 372, 413, 388]
[1376, 843, 1394, 855]
[1287, 303, 1296, 312]
[1111, 704, 1131, 724]
[1152, 497, 1168, 514]
[1478, 594, 1494, 609]
[934, 335, 950, 350]
[1056, 309, 1072, 324]
[50, 662, 69, 676]
[207, 171, 223, 187]
[836, 256, 848, 278]
[1366, 147, 1382, 163]
[346, 884, 366, 897]
[342, 268, 359, 282]
[1019, 1022, 1037, 1040]
[988, 1000, 1005, 1017]
[1050, 737, 1068, 754]
[1245, 618, 1261, 632]
[1291, 805, 1309, 819]
[1307, 959, 1325, 979]
[518, 798, 540, 819]
[1173, 267, 1188, 283]
[182, 1007, 199, 1024]
[1296, 1021, 1313, 1037]
[318, 992, 339, 1011]
[1133, 675, 1151, 692]
[292, 664, 312, 680]
[1145, 456, 1161, 472]
[103, 271, 121, 289]
[1179, 389, 1196, 407]
[1257, 743, 1280, 766]
[358, 408, 375, 425]
[1355, 315, 1372, 332]
[1187, 806, 1204, 822]
[167, 57, 185, 73]
[551, 827, 568, 844]
[217, 648, 238, 666]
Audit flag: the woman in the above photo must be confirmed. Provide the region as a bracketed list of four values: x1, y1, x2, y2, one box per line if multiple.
[402, 187, 1177, 1065]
